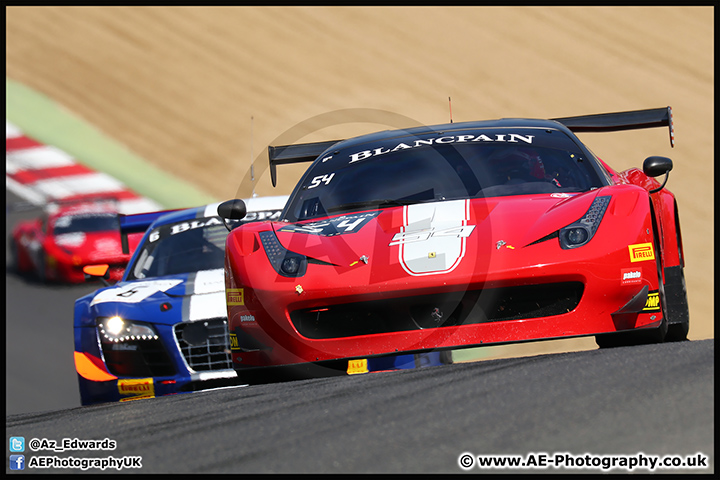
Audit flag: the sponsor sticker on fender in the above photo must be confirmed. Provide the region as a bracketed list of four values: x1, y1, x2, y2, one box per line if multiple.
[226, 288, 244, 306]
[643, 291, 661, 312]
[229, 333, 239, 351]
[621, 268, 642, 286]
[118, 378, 154, 400]
[628, 243, 655, 263]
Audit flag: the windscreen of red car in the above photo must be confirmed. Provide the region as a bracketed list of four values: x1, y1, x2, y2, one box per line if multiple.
[52, 213, 120, 235]
[283, 127, 605, 222]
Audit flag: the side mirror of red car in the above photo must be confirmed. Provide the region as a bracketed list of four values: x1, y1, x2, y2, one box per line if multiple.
[217, 199, 247, 232]
[643, 156, 673, 177]
[643, 156, 673, 193]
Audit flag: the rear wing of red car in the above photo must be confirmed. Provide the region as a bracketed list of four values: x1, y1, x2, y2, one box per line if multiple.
[268, 139, 342, 187]
[552, 106, 674, 148]
[267, 107, 674, 187]
[118, 209, 180, 254]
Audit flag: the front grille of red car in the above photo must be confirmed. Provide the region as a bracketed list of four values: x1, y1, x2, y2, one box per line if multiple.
[290, 282, 584, 339]
[173, 319, 233, 372]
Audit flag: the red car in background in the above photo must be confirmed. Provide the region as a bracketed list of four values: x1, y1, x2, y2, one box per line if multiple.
[10, 202, 143, 283]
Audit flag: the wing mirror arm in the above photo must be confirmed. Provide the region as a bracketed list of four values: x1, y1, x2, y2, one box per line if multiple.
[643, 156, 673, 194]
[649, 174, 669, 194]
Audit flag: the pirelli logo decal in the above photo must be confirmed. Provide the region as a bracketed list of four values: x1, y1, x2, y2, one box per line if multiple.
[629, 243, 655, 263]
[118, 378, 155, 400]
[643, 291, 661, 312]
[347, 359, 369, 375]
[226, 288, 244, 306]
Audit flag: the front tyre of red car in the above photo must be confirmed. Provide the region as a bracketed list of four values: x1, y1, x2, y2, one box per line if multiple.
[36, 250, 48, 283]
[662, 265, 690, 342]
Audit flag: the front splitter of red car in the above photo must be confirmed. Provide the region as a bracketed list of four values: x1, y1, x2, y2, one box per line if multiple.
[229, 288, 663, 370]
[227, 248, 665, 369]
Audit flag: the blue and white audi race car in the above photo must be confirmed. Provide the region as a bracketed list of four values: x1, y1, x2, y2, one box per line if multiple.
[73, 196, 289, 405]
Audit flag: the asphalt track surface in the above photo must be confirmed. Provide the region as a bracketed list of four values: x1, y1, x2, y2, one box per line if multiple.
[5, 189, 714, 474]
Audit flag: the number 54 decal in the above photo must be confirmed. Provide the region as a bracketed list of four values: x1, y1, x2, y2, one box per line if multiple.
[307, 173, 335, 189]
[389, 225, 476, 245]
[393, 200, 473, 276]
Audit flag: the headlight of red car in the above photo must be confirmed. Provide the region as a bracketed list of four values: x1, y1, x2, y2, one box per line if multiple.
[258, 230, 308, 277]
[559, 195, 611, 249]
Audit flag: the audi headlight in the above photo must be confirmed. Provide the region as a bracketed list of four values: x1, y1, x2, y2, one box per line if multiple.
[259, 230, 307, 277]
[559, 195, 611, 249]
[97, 316, 159, 342]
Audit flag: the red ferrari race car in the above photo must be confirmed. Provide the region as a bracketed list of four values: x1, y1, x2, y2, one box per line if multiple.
[9, 201, 142, 283]
[218, 107, 689, 382]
